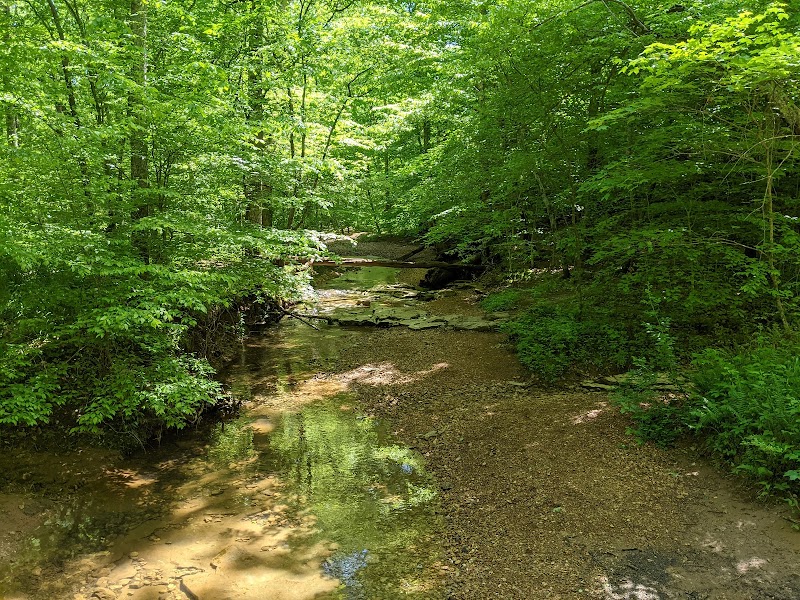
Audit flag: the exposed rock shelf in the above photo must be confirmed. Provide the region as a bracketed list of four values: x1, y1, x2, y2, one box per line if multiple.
[324, 305, 506, 331]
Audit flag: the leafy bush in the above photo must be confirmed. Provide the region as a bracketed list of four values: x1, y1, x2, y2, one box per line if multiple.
[613, 363, 697, 447]
[0, 221, 314, 442]
[615, 335, 800, 500]
[481, 290, 524, 312]
[502, 304, 629, 382]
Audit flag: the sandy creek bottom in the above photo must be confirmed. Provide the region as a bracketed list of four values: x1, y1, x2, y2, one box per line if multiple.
[1, 266, 799, 600]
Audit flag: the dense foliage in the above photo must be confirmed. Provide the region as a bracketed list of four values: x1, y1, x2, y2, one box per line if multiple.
[1, 0, 799, 498]
[370, 0, 799, 498]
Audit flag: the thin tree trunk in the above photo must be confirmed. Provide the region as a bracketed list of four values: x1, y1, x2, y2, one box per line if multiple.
[1, 2, 17, 147]
[244, 2, 266, 228]
[129, 0, 150, 260]
[762, 107, 790, 332]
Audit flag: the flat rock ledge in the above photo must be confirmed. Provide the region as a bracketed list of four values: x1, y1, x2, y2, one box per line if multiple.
[581, 373, 689, 392]
[325, 306, 503, 331]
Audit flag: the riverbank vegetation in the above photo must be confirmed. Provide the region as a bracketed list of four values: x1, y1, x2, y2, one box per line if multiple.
[1, 1, 798, 500]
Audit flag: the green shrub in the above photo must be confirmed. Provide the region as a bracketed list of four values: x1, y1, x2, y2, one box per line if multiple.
[690, 341, 800, 497]
[502, 304, 629, 382]
[481, 290, 523, 312]
[615, 335, 800, 500]
[613, 360, 697, 447]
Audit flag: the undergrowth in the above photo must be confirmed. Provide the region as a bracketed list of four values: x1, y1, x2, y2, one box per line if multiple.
[614, 332, 800, 512]
[489, 278, 800, 510]
[500, 303, 630, 383]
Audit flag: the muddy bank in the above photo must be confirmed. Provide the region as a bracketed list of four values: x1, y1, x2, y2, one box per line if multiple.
[335, 327, 800, 599]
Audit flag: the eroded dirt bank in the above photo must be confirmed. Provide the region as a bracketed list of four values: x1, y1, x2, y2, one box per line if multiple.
[333, 323, 800, 599]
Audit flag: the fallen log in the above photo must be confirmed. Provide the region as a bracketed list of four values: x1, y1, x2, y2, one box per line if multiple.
[307, 258, 485, 270]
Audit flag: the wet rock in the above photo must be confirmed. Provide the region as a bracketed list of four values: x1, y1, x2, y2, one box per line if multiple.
[91, 588, 117, 600]
[328, 309, 375, 326]
[442, 315, 496, 331]
[372, 306, 425, 323]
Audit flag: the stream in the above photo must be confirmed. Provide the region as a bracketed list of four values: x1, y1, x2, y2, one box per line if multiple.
[3, 264, 799, 600]
[0, 267, 445, 600]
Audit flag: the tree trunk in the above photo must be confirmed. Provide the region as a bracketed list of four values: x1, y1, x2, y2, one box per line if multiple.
[762, 104, 790, 333]
[129, 0, 150, 260]
[1, 3, 17, 147]
[586, 62, 601, 174]
[244, 2, 267, 228]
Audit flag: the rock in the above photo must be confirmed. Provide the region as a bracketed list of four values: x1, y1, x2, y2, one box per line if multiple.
[443, 315, 496, 331]
[407, 320, 443, 330]
[580, 381, 615, 391]
[421, 268, 472, 289]
[20, 500, 49, 516]
[329, 309, 375, 326]
[582, 372, 690, 392]
[372, 306, 425, 323]
[91, 588, 117, 600]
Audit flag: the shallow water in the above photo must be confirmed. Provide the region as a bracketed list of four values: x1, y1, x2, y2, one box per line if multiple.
[0, 267, 443, 600]
[219, 267, 442, 599]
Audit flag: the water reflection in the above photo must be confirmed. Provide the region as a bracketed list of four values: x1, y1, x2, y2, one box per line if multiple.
[320, 267, 400, 290]
[0, 494, 151, 594]
[214, 268, 443, 598]
[254, 398, 441, 599]
[208, 419, 256, 465]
